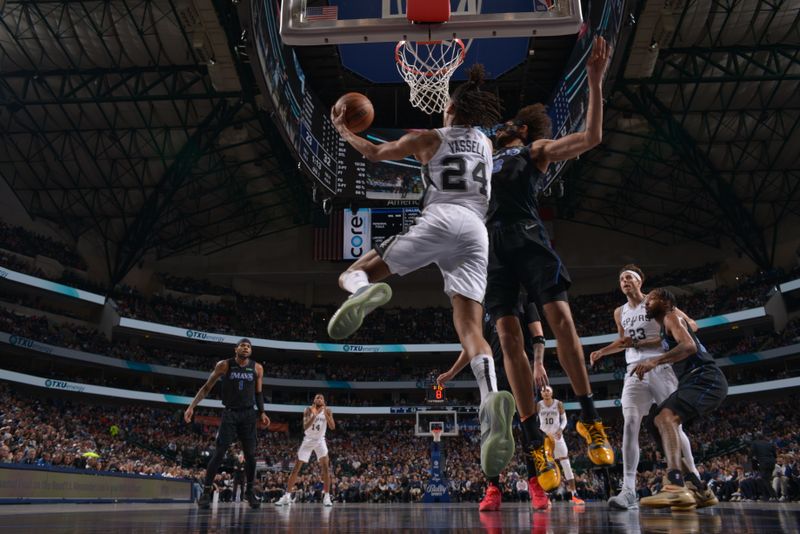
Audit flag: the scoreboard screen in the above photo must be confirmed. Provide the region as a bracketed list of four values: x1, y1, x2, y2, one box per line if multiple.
[427, 383, 447, 405]
[252, 0, 423, 203]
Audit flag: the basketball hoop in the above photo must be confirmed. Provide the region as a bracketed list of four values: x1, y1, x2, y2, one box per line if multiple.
[395, 39, 467, 115]
[431, 428, 443, 443]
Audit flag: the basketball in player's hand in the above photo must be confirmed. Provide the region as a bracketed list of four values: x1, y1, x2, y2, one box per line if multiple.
[334, 92, 374, 133]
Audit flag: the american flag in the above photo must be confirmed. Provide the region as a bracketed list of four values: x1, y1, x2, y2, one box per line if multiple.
[305, 5, 338, 21]
[313, 211, 343, 261]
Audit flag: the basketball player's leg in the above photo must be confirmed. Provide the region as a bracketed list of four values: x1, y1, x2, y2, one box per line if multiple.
[446, 226, 515, 479]
[237, 412, 261, 508]
[329, 209, 446, 339]
[609, 371, 650, 509]
[316, 442, 333, 506]
[552, 436, 583, 504]
[198, 413, 238, 507]
[540, 297, 614, 465]
[276, 442, 311, 505]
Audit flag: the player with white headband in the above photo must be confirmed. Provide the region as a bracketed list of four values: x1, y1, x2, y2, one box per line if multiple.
[590, 264, 715, 510]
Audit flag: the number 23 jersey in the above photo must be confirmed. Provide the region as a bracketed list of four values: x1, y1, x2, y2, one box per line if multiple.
[621, 299, 663, 364]
[421, 127, 493, 221]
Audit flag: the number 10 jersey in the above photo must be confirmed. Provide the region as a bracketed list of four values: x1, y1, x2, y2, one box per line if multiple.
[421, 127, 493, 221]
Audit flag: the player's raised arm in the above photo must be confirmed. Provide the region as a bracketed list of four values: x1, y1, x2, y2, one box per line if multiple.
[184, 360, 228, 423]
[530, 36, 610, 168]
[331, 107, 440, 164]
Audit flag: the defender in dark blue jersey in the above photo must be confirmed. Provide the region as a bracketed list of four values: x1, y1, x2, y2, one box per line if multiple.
[184, 339, 270, 509]
[633, 289, 728, 510]
[484, 35, 613, 510]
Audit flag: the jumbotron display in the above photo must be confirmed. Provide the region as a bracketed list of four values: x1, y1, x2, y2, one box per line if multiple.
[252, 0, 423, 202]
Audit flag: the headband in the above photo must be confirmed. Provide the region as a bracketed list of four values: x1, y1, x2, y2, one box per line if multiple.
[622, 270, 642, 282]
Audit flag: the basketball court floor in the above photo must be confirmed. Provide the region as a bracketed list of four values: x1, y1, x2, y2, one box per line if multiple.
[0, 502, 797, 532]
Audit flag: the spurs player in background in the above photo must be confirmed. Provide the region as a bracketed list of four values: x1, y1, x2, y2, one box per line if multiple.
[275, 394, 336, 507]
[485, 35, 613, 510]
[590, 265, 708, 509]
[538, 386, 584, 506]
[328, 66, 517, 479]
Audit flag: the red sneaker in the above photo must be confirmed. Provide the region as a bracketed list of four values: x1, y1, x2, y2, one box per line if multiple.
[528, 477, 551, 511]
[479, 484, 502, 512]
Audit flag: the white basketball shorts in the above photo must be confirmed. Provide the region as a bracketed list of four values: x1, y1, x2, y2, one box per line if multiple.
[297, 437, 328, 462]
[377, 203, 489, 303]
[622, 360, 679, 418]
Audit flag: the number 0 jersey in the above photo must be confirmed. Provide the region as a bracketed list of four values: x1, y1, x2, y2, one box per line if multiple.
[304, 409, 328, 440]
[421, 127, 493, 221]
[620, 300, 663, 365]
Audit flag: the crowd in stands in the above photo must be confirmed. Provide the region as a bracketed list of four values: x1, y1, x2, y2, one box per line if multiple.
[2, 304, 799, 391]
[0, 220, 87, 270]
[109, 266, 799, 345]
[2, 382, 798, 504]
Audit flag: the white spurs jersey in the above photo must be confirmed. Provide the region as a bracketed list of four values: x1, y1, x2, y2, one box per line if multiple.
[537, 400, 562, 435]
[304, 409, 328, 440]
[421, 127, 493, 220]
[620, 299, 663, 365]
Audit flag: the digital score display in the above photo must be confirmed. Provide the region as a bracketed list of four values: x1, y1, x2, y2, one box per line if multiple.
[370, 207, 420, 250]
[427, 383, 447, 405]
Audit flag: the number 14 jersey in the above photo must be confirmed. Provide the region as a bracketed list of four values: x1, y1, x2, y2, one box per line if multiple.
[421, 127, 493, 221]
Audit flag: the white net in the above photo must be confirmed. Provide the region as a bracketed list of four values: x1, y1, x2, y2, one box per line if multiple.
[395, 39, 467, 115]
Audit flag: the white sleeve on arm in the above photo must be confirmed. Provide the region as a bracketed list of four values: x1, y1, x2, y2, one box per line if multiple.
[559, 412, 567, 430]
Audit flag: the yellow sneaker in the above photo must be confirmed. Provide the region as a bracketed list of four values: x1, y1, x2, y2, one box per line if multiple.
[640, 481, 697, 511]
[531, 443, 561, 492]
[685, 480, 719, 508]
[576, 420, 614, 466]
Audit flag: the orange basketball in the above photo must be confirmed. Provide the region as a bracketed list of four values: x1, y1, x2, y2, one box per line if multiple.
[334, 92, 374, 133]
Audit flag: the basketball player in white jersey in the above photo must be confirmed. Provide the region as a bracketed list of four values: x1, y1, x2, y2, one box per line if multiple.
[538, 386, 584, 506]
[275, 394, 336, 507]
[590, 264, 709, 509]
[329, 66, 517, 479]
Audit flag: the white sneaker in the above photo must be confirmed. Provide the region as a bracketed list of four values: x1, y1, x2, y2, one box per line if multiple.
[323, 493, 333, 507]
[275, 493, 293, 506]
[608, 488, 639, 510]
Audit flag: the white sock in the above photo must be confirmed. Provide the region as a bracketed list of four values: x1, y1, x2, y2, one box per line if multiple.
[341, 270, 369, 294]
[622, 413, 642, 492]
[560, 458, 574, 481]
[470, 354, 497, 405]
[678, 425, 701, 478]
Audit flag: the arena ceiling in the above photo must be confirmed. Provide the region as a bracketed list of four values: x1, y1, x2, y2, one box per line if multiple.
[0, 0, 797, 288]
[0, 0, 311, 287]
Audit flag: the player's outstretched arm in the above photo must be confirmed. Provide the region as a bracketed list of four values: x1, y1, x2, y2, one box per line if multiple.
[590, 306, 626, 365]
[632, 314, 696, 379]
[331, 107, 440, 163]
[530, 35, 610, 168]
[437, 350, 472, 385]
[184, 360, 228, 422]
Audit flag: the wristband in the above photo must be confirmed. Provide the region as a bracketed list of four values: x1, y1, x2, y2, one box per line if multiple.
[532, 335, 546, 346]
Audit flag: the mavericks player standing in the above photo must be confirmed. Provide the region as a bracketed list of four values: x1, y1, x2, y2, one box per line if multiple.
[184, 339, 270, 509]
[276, 394, 336, 507]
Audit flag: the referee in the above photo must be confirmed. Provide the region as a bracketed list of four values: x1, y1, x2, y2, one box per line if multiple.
[184, 338, 270, 509]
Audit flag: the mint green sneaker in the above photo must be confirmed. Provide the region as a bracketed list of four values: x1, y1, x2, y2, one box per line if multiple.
[327, 283, 393, 340]
[480, 390, 517, 477]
